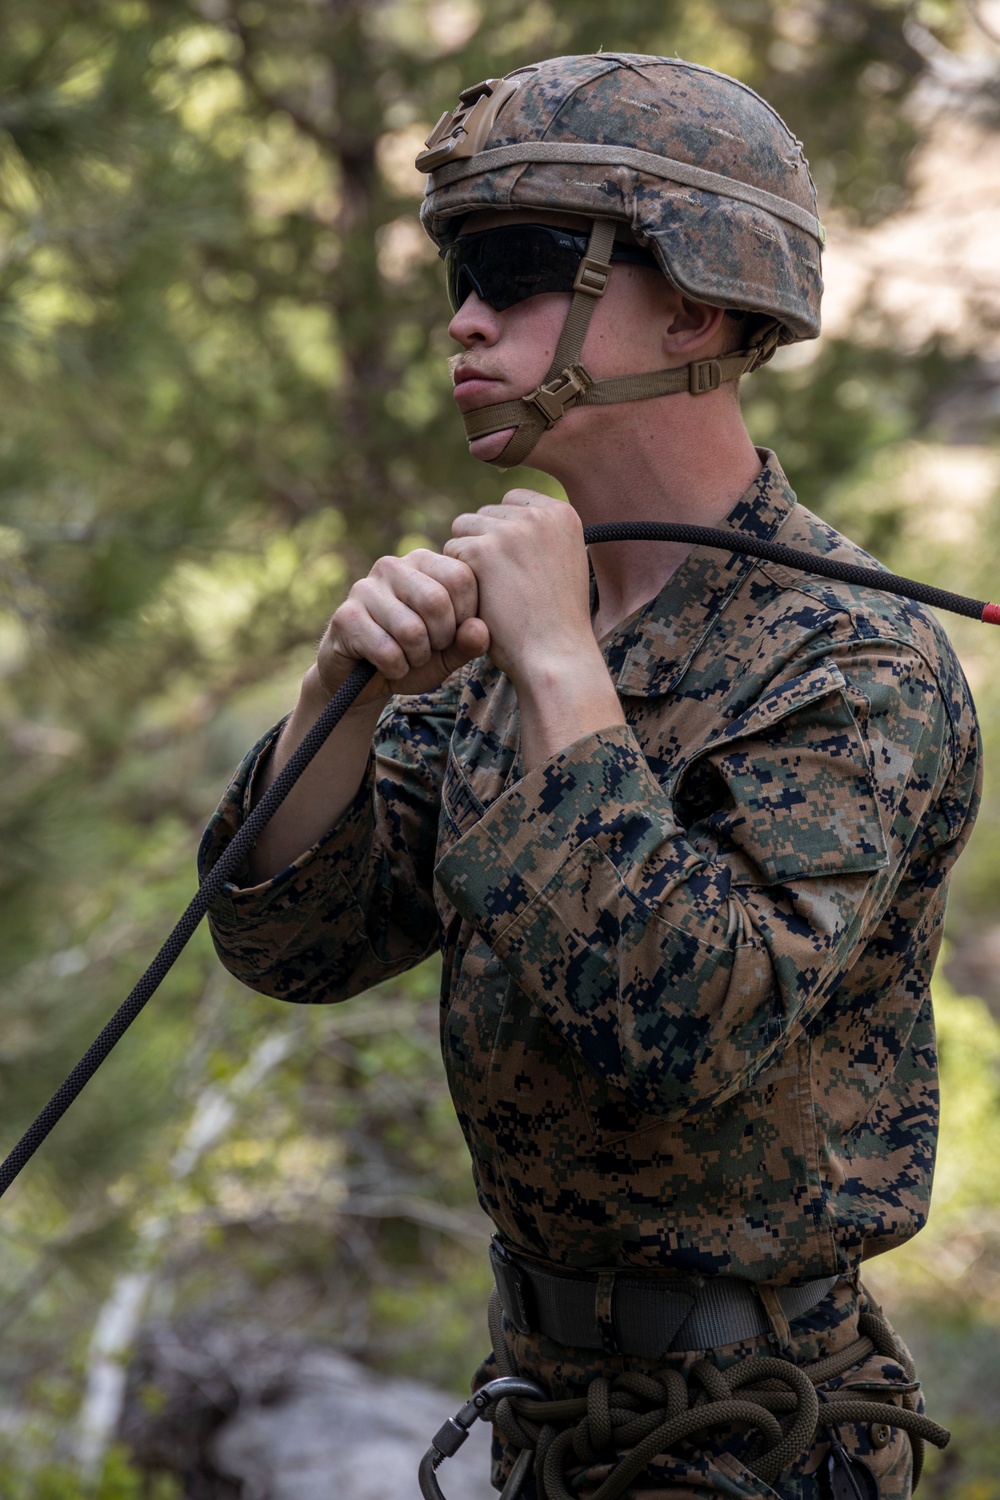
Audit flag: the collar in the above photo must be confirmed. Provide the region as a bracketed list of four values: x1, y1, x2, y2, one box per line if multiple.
[600, 451, 797, 699]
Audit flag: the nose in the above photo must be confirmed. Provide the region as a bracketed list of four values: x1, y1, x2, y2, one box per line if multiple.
[448, 290, 502, 349]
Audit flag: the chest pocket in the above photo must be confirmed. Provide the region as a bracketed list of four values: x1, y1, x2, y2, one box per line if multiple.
[675, 660, 889, 886]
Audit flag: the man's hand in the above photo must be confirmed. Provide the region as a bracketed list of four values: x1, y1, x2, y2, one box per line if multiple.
[249, 548, 488, 879]
[443, 490, 595, 686]
[316, 548, 490, 709]
[444, 490, 625, 768]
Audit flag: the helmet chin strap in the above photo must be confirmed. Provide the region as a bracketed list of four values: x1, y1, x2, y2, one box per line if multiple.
[461, 218, 779, 470]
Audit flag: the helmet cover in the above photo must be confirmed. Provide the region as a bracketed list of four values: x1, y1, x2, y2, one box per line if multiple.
[419, 54, 823, 344]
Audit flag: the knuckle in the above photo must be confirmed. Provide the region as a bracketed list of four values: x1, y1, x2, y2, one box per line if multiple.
[348, 577, 376, 610]
[397, 619, 427, 651]
[377, 638, 407, 676]
[334, 598, 362, 634]
[370, 554, 400, 583]
[426, 574, 454, 609]
[423, 600, 451, 633]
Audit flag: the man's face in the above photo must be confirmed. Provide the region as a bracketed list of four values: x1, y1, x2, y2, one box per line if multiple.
[447, 211, 678, 466]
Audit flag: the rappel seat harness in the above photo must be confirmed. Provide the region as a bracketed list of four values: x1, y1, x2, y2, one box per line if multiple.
[417, 1288, 949, 1500]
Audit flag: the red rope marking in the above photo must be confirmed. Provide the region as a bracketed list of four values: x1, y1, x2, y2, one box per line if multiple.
[982, 603, 1000, 626]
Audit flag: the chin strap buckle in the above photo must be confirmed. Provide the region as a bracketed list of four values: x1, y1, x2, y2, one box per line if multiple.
[524, 363, 593, 426]
[744, 324, 782, 372]
[572, 256, 612, 297]
[689, 358, 723, 394]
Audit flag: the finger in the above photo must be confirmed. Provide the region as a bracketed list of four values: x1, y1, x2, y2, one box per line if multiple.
[318, 597, 411, 693]
[442, 535, 474, 564]
[360, 582, 446, 673]
[468, 505, 514, 521]
[500, 488, 556, 507]
[370, 564, 457, 655]
[449, 510, 509, 539]
[330, 576, 434, 680]
[402, 549, 480, 625]
[327, 597, 416, 682]
[442, 616, 490, 674]
[365, 555, 469, 655]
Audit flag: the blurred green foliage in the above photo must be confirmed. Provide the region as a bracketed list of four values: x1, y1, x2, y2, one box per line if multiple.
[0, 0, 998, 1491]
[0, 1446, 180, 1500]
[864, 980, 1000, 1497]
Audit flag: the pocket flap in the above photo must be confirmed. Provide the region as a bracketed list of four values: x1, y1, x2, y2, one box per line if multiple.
[678, 661, 889, 886]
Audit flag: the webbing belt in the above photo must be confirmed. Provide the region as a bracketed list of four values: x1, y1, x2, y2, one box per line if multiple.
[490, 1238, 838, 1357]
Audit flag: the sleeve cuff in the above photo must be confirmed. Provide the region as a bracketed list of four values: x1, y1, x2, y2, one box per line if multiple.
[434, 723, 691, 944]
[198, 719, 375, 922]
[197, 721, 286, 890]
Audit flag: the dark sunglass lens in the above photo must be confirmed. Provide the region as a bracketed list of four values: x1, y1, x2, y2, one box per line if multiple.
[503, 228, 582, 307]
[446, 226, 586, 313]
[447, 261, 483, 313]
[444, 225, 659, 313]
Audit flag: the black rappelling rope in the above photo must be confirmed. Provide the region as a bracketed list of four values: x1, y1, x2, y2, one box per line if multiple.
[0, 663, 376, 1199]
[0, 523, 997, 1200]
[585, 522, 999, 622]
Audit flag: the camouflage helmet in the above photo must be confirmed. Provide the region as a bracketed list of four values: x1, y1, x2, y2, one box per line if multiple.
[416, 54, 824, 468]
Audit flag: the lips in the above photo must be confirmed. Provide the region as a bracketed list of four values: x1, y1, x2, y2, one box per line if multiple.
[452, 366, 503, 411]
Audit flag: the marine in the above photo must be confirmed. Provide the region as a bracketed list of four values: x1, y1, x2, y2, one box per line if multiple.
[200, 54, 982, 1498]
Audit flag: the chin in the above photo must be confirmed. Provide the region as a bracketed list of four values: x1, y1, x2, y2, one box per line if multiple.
[468, 429, 517, 463]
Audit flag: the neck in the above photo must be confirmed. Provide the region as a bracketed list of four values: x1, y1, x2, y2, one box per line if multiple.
[541, 393, 764, 639]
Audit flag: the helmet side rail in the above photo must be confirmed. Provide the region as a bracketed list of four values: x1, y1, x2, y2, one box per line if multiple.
[0, 523, 996, 1202]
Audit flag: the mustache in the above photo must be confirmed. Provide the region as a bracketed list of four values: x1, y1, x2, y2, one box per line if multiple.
[448, 352, 506, 380]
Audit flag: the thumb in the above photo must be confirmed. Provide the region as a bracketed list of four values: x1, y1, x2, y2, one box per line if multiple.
[441, 616, 490, 674]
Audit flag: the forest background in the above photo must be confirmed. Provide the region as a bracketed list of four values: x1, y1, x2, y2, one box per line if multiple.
[0, 0, 999, 1495]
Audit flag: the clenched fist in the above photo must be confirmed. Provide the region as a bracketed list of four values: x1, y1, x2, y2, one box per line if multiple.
[316, 548, 490, 709]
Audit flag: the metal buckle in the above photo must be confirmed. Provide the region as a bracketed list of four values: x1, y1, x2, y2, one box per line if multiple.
[489, 1237, 534, 1333]
[524, 364, 592, 426]
[572, 256, 612, 297]
[689, 358, 722, 394]
[416, 76, 524, 172]
[745, 325, 781, 372]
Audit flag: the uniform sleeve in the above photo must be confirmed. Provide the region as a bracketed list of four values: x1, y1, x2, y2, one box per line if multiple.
[198, 674, 464, 1004]
[434, 640, 980, 1119]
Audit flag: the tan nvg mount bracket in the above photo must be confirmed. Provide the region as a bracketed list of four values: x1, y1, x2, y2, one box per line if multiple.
[416, 76, 528, 173]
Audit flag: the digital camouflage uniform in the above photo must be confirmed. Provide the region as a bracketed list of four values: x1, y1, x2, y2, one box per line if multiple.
[201, 456, 981, 1497]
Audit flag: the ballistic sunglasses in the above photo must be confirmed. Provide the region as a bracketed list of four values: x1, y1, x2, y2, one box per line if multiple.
[442, 223, 660, 314]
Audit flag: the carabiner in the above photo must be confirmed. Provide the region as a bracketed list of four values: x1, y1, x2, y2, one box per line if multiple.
[417, 1374, 546, 1500]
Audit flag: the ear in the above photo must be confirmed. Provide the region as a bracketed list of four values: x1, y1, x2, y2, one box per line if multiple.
[663, 296, 726, 356]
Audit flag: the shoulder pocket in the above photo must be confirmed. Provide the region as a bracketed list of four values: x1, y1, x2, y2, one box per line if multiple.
[677, 662, 889, 886]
